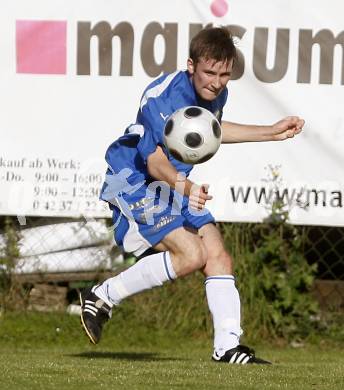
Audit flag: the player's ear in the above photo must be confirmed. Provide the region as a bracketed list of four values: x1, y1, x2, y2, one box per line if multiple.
[187, 58, 195, 75]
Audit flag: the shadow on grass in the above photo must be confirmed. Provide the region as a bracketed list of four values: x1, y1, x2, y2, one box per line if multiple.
[68, 351, 185, 362]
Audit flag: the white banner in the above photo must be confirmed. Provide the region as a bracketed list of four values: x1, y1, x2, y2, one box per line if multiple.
[1, 0, 344, 226]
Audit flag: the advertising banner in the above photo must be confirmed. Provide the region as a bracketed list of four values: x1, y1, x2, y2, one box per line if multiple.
[1, 0, 344, 226]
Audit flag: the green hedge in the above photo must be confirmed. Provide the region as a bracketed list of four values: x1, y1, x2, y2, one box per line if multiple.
[0, 216, 320, 343]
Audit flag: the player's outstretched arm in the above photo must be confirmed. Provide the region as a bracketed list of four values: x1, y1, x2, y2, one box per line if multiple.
[221, 116, 305, 143]
[147, 146, 212, 210]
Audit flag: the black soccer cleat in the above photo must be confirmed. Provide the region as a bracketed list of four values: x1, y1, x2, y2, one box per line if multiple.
[79, 286, 112, 345]
[212, 345, 271, 365]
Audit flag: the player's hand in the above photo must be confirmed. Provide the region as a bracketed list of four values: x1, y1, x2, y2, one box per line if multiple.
[189, 184, 213, 210]
[270, 116, 305, 141]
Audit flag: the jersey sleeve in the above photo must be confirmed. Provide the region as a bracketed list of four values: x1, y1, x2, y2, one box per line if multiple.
[136, 96, 170, 163]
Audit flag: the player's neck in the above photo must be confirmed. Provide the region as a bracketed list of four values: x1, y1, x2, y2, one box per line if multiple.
[196, 93, 212, 109]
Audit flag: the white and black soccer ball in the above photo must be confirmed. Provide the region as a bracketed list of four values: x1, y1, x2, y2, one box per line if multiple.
[163, 106, 222, 165]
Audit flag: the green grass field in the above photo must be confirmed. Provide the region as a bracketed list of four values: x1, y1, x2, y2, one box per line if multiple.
[0, 312, 343, 390]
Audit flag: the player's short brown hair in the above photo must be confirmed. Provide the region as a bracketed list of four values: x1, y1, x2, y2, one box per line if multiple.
[189, 26, 237, 65]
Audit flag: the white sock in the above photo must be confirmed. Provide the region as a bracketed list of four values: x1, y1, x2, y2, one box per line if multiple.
[94, 251, 176, 307]
[205, 275, 242, 357]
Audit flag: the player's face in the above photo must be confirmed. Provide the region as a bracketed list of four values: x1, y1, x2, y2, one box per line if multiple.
[187, 57, 233, 101]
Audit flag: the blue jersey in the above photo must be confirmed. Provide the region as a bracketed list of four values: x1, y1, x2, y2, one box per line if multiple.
[100, 70, 227, 255]
[100, 70, 228, 200]
[132, 70, 227, 174]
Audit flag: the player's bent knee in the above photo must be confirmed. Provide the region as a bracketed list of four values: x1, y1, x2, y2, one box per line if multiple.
[172, 244, 207, 275]
[187, 254, 206, 272]
[184, 244, 207, 273]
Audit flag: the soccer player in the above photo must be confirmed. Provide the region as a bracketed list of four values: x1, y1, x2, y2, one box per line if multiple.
[80, 26, 304, 364]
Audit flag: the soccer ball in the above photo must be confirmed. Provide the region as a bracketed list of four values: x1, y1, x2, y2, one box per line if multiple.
[163, 106, 222, 165]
